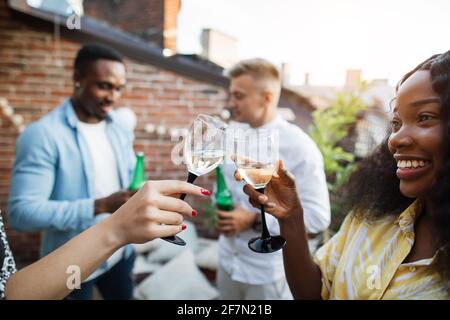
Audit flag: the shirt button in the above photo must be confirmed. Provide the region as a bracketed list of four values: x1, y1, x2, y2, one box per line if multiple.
[409, 266, 416, 272]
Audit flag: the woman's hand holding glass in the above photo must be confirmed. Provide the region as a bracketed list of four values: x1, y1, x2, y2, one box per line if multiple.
[166, 114, 226, 246]
[3, 180, 211, 300]
[236, 160, 303, 223]
[233, 131, 287, 253]
[109, 180, 210, 246]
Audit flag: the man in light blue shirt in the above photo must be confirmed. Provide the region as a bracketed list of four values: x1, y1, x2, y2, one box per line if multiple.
[8, 44, 137, 299]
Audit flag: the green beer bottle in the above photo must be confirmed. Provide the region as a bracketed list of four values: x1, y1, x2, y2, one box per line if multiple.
[215, 166, 234, 211]
[129, 152, 146, 190]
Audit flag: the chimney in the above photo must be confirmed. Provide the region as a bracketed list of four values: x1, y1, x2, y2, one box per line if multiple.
[163, 0, 180, 54]
[345, 69, 362, 90]
[200, 29, 239, 68]
[304, 72, 310, 86]
[280, 63, 291, 87]
[370, 79, 389, 86]
[83, 0, 180, 53]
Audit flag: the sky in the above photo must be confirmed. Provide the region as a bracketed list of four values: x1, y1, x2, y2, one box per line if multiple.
[177, 0, 450, 87]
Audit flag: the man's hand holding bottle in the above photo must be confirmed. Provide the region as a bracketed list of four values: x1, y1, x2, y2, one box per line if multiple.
[216, 205, 257, 236]
[94, 190, 136, 215]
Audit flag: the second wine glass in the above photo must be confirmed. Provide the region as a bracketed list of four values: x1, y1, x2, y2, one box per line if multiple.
[233, 130, 286, 253]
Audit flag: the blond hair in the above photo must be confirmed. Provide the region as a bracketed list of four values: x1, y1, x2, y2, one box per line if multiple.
[227, 58, 281, 102]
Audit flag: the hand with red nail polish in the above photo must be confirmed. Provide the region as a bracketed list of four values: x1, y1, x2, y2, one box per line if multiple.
[109, 180, 211, 246]
[201, 189, 211, 196]
[2, 179, 210, 300]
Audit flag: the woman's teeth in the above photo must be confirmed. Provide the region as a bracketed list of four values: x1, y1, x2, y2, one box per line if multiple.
[397, 160, 429, 169]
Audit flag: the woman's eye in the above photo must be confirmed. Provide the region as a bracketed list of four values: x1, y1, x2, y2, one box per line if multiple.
[418, 114, 434, 122]
[391, 119, 401, 130]
[234, 93, 245, 100]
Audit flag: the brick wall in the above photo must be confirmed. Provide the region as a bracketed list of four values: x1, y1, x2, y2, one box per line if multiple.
[0, 0, 225, 267]
[83, 0, 180, 52]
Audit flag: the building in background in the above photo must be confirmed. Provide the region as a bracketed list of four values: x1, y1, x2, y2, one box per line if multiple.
[200, 28, 239, 69]
[344, 69, 362, 91]
[280, 62, 292, 87]
[82, 0, 181, 55]
[294, 69, 393, 158]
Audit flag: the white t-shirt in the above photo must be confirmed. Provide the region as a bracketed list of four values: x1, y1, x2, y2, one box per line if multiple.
[78, 121, 121, 198]
[77, 120, 124, 281]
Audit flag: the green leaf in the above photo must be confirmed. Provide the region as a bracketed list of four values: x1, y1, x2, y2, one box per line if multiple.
[308, 91, 367, 230]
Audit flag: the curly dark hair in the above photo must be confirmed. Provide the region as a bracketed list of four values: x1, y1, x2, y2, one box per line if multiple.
[341, 50, 450, 281]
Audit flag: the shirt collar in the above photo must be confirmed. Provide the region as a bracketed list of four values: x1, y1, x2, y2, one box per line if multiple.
[397, 199, 423, 236]
[257, 114, 285, 130]
[238, 114, 285, 133]
[397, 199, 444, 266]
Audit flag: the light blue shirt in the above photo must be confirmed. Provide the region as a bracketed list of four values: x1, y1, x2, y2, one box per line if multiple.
[8, 98, 135, 269]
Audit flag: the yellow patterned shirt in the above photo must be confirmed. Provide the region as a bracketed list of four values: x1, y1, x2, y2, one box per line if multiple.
[313, 200, 450, 299]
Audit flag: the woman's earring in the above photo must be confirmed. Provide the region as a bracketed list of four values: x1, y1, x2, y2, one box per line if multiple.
[75, 82, 80, 88]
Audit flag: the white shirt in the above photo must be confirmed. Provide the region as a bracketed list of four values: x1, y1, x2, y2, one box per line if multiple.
[219, 115, 331, 285]
[77, 120, 124, 281]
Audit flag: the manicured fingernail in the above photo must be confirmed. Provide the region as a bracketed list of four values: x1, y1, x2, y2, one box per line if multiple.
[201, 189, 211, 196]
[182, 224, 187, 230]
[192, 210, 197, 217]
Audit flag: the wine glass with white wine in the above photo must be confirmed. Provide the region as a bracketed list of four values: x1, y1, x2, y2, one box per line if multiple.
[162, 114, 227, 246]
[233, 130, 286, 253]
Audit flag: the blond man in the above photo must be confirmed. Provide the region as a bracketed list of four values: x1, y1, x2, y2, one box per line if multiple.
[216, 58, 330, 300]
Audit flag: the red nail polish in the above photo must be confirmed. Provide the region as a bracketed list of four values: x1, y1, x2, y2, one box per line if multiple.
[182, 224, 187, 230]
[201, 189, 211, 196]
[192, 210, 197, 217]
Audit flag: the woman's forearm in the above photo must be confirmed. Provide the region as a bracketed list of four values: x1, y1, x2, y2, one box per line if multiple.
[5, 217, 122, 300]
[279, 209, 322, 300]
[3, 180, 208, 300]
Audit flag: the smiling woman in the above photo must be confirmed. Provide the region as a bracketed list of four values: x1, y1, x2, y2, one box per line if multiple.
[389, 70, 443, 198]
[241, 50, 450, 299]
[342, 51, 450, 283]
